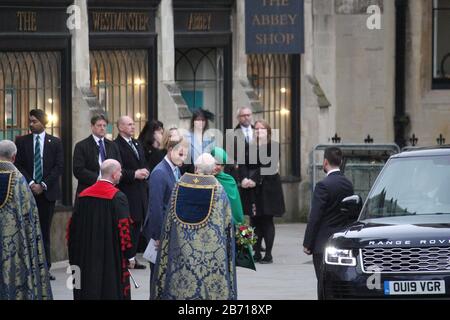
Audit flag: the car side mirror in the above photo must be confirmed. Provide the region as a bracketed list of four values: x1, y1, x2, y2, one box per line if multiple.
[341, 195, 363, 223]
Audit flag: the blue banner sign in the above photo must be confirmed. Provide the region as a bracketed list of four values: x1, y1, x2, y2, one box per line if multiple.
[245, 0, 304, 54]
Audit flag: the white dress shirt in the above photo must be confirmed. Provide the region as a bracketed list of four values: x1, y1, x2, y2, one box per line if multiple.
[327, 168, 341, 176]
[164, 156, 179, 181]
[240, 125, 253, 143]
[92, 134, 105, 178]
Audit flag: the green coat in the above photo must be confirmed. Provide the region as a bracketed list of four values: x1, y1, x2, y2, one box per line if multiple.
[216, 171, 245, 225]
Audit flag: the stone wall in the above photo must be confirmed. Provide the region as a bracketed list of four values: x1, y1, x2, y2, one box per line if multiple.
[50, 209, 71, 262]
[405, 0, 450, 146]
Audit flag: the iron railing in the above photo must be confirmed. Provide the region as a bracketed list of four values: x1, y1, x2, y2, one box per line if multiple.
[0, 51, 61, 140]
[90, 50, 148, 138]
[247, 54, 296, 178]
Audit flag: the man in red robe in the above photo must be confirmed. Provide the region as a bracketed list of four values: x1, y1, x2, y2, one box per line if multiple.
[68, 159, 134, 300]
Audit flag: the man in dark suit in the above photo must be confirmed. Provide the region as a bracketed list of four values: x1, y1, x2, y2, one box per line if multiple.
[303, 147, 354, 298]
[143, 137, 187, 277]
[73, 114, 121, 195]
[114, 116, 149, 270]
[231, 106, 254, 167]
[15, 109, 64, 280]
[227, 107, 258, 209]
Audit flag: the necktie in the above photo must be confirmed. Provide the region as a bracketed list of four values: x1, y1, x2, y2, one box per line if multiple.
[174, 167, 181, 181]
[99, 139, 106, 163]
[129, 139, 139, 159]
[34, 135, 42, 183]
[245, 128, 250, 143]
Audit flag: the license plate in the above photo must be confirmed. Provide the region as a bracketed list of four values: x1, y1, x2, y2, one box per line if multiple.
[384, 280, 446, 296]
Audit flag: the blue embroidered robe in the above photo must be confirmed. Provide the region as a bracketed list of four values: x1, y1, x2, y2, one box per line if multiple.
[151, 173, 237, 300]
[0, 161, 52, 300]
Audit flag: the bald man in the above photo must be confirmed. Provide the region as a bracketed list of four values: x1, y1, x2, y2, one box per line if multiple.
[68, 159, 134, 300]
[114, 116, 149, 270]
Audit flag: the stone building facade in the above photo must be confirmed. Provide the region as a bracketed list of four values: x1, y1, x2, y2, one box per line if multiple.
[0, 0, 449, 261]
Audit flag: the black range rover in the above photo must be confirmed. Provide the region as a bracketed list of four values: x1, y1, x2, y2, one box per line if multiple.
[322, 147, 450, 299]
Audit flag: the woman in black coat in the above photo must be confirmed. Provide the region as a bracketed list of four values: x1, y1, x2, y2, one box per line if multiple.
[138, 120, 165, 173]
[240, 119, 285, 264]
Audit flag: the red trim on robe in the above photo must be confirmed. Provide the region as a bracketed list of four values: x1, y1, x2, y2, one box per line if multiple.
[118, 218, 133, 251]
[79, 180, 119, 200]
[118, 217, 133, 298]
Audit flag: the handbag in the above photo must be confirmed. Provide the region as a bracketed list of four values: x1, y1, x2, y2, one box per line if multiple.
[236, 244, 256, 271]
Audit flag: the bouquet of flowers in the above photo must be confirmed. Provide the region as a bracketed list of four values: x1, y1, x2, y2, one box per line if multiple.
[235, 224, 257, 248]
[235, 224, 257, 271]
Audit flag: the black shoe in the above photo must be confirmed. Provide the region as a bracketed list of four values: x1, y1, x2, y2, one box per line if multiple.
[254, 253, 262, 262]
[134, 260, 147, 270]
[260, 256, 273, 264]
[49, 273, 56, 281]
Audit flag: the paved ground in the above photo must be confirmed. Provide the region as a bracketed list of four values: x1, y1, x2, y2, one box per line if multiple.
[51, 223, 317, 300]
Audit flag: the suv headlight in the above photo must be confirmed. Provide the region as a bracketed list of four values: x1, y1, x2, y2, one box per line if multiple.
[325, 246, 357, 266]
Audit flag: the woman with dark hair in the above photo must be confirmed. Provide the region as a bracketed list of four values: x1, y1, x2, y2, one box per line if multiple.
[184, 109, 216, 173]
[138, 120, 165, 173]
[240, 119, 285, 264]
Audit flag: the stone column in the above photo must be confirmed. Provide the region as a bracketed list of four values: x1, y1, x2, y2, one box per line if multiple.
[70, 0, 91, 200]
[232, 1, 263, 127]
[156, 0, 189, 129]
[157, 0, 175, 83]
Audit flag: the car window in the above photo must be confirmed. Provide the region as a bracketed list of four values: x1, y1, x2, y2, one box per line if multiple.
[361, 155, 450, 219]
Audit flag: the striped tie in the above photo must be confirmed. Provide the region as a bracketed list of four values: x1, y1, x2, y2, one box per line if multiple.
[34, 135, 42, 183]
[129, 139, 139, 159]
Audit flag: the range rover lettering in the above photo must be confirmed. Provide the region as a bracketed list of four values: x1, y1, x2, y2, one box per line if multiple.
[322, 148, 450, 299]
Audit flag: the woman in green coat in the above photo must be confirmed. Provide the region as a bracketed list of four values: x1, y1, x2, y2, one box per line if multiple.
[211, 147, 245, 224]
[212, 147, 256, 270]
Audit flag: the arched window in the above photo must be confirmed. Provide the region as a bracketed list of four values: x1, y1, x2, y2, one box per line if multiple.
[90, 50, 148, 138]
[433, 0, 450, 88]
[0, 52, 61, 140]
[248, 54, 300, 178]
[175, 48, 224, 130]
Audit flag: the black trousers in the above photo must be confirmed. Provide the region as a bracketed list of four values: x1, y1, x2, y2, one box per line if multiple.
[148, 261, 157, 300]
[130, 219, 143, 259]
[35, 194, 55, 269]
[313, 253, 324, 300]
[250, 215, 275, 258]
